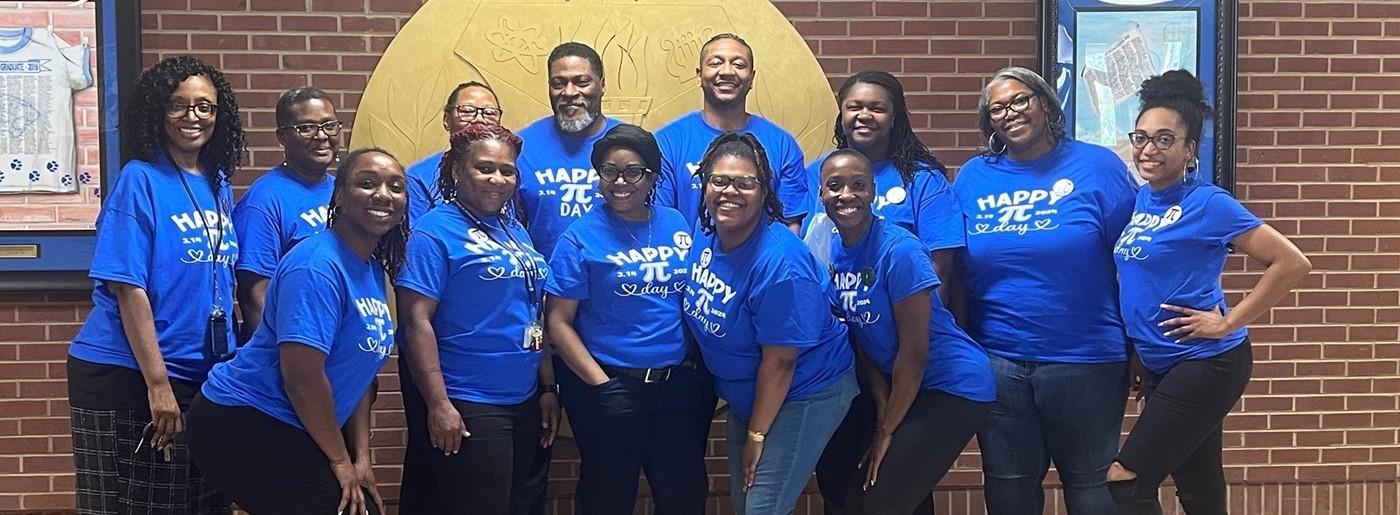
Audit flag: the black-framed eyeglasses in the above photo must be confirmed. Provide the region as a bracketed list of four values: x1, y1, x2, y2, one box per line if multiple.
[598, 165, 652, 184]
[453, 104, 504, 120]
[707, 174, 762, 191]
[281, 120, 344, 138]
[987, 95, 1034, 121]
[166, 102, 217, 120]
[1127, 132, 1178, 150]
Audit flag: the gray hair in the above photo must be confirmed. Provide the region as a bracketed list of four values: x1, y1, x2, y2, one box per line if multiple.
[977, 66, 1067, 147]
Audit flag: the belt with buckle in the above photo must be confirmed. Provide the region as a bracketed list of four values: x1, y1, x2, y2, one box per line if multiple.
[600, 359, 698, 383]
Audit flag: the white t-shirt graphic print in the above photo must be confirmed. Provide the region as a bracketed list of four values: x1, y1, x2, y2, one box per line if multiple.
[0, 27, 92, 193]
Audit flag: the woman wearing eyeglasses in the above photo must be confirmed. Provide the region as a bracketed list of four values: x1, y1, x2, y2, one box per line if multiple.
[543, 124, 712, 514]
[950, 66, 1137, 514]
[395, 122, 559, 515]
[683, 133, 856, 514]
[405, 81, 505, 225]
[66, 55, 244, 514]
[1107, 70, 1309, 514]
[233, 86, 343, 341]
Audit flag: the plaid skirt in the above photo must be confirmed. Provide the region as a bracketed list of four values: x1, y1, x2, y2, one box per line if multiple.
[70, 404, 229, 514]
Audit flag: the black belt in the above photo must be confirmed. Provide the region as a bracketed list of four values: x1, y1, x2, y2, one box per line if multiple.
[600, 360, 698, 383]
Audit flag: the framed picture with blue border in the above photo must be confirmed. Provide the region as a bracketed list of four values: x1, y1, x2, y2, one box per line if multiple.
[1038, 0, 1237, 193]
[0, 0, 142, 290]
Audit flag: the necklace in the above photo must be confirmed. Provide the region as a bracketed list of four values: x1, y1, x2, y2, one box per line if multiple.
[612, 207, 654, 249]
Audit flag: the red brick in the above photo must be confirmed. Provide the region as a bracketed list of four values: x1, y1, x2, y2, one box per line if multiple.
[819, 1, 872, 17]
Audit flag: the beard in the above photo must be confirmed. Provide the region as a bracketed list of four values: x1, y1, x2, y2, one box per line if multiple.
[556, 108, 599, 134]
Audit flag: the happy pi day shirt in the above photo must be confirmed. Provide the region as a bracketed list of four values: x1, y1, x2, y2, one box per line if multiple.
[70, 152, 239, 382]
[201, 230, 392, 429]
[952, 139, 1136, 363]
[515, 116, 622, 258]
[232, 164, 333, 278]
[804, 155, 965, 252]
[656, 111, 809, 228]
[1114, 173, 1261, 373]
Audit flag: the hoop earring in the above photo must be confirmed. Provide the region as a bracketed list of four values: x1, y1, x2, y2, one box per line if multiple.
[327, 204, 342, 227]
[988, 133, 1008, 155]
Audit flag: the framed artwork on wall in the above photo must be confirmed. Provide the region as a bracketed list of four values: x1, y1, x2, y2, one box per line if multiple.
[0, 0, 142, 290]
[1038, 0, 1237, 193]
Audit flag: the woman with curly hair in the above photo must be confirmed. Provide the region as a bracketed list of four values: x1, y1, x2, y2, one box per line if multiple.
[66, 55, 245, 514]
[1107, 70, 1310, 514]
[396, 122, 560, 515]
[188, 148, 409, 515]
[682, 132, 855, 514]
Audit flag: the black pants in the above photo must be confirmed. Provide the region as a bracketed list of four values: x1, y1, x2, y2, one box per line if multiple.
[556, 358, 716, 515]
[400, 392, 546, 515]
[186, 393, 380, 515]
[1110, 340, 1253, 515]
[816, 389, 992, 514]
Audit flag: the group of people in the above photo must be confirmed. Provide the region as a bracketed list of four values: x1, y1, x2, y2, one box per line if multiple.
[66, 33, 1310, 515]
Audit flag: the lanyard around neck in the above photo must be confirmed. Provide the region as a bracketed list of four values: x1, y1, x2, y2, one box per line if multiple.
[176, 168, 225, 310]
[453, 200, 542, 317]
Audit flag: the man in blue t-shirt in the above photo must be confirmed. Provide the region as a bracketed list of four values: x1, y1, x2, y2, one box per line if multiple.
[515, 42, 621, 258]
[655, 33, 809, 232]
[233, 86, 340, 342]
[405, 82, 505, 225]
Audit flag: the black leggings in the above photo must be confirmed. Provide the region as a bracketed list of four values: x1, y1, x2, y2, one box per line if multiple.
[1110, 340, 1253, 515]
[816, 389, 992, 514]
[186, 393, 381, 515]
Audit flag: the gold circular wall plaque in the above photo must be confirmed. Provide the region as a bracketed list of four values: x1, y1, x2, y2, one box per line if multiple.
[351, 0, 837, 166]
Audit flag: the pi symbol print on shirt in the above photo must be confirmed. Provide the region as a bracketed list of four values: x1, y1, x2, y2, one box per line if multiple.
[1115, 205, 1183, 262]
[610, 230, 692, 299]
[535, 167, 599, 218]
[464, 227, 549, 282]
[685, 247, 737, 338]
[172, 209, 239, 267]
[832, 266, 881, 328]
[968, 178, 1075, 236]
[356, 297, 395, 359]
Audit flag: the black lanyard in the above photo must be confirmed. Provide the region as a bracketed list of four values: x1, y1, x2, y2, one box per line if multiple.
[176, 168, 226, 313]
[453, 200, 542, 320]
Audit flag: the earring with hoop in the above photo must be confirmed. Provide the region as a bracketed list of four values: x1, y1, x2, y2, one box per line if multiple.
[988, 133, 1008, 155]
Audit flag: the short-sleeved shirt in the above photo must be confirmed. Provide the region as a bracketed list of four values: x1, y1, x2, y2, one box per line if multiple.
[396, 204, 551, 405]
[829, 218, 995, 402]
[656, 111, 810, 227]
[406, 151, 445, 226]
[952, 140, 1137, 363]
[515, 117, 623, 258]
[232, 165, 333, 278]
[683, 222, 854, 419]
[1114, 174, 1262, 373]
[545, 206, 692, 369]
[201, 230, 393, 429]
[805, 155, 965, 252]
[69, 152, 239, 383]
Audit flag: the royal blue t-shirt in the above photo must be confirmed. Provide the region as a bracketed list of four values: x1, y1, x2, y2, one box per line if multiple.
[953, 140, 1136, 363]
[1114, 174, 1262, 373]
[397, 205, 551, 405]
[655, 111, 810, 227]
[829, 218, 995, 402]
[545, 206, 692, 369]
[201, 231, 393, 429]
[232, 165, 333, 278]
[683, 222, 854, 419]
[805, 155, 965, 252]
[70, 152, 239, 383]
[515, 117, 623, 258]
[406, 151, 444, 226]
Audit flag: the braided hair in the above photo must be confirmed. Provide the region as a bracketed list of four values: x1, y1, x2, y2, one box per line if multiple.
[327, 147, 409, 279]
[124, 55, 245, 183]
[434, 122, 527, 224]
[695, 132, 787, 235]
[832, 70, 948, 183]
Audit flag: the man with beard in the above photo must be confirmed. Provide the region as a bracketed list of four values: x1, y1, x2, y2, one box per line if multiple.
[233, 86, 340, 342]
[656, 33, 809, 232]
[515, 42, 622, 258]
[404, 81, 505, 225]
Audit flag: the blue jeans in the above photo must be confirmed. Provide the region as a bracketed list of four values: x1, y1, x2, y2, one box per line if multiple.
[979, 354, 1127, 515]
[727, 371, 857, 515]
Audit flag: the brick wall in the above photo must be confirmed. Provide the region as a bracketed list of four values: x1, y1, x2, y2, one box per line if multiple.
[2, 0, 1397, 513]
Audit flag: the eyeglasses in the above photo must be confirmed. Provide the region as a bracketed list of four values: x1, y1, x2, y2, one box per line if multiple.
[987, 95, 1034, 121]
[453, 104, 504, 121]
[1127, 132, 1178, 150]
[598, 165, 652, 184]
[166, 102, 217, 120]
[281, 121, 344, 138]
[706, 174, 762, 191]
